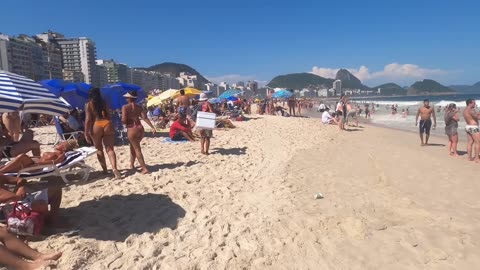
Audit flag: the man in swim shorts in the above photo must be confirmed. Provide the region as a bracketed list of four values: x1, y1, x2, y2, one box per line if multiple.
[463, 99, 480, 162]
[415, 99, 437, 146]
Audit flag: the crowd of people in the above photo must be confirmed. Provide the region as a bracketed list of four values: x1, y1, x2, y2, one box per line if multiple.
[416, 98, 480, 161]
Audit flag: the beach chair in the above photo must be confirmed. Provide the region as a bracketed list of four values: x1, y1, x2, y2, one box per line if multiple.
[53, 117, 84, 146]
[111, 113, 127, 145]
[4, 147, 96, 184]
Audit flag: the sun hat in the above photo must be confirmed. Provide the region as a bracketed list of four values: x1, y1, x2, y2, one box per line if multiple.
[123, 91, 138, 98]
[198, 93, 208, 101]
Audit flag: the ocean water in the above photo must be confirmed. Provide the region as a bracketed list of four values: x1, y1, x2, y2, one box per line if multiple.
[310, 94, 480, 139]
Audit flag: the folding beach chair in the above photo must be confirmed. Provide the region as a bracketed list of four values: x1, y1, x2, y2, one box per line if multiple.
[111, 113, 127, 145]
[4, 147, 96, 184]
[53, 116, 84, 146]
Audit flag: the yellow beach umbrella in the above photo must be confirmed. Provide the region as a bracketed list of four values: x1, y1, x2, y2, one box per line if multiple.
[147, 96, 165, 107]
[172, 87, 202, 98]
[156, 89, 179, 101]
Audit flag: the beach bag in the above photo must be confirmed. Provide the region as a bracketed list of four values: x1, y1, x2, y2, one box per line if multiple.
[6, 202, 44, 236]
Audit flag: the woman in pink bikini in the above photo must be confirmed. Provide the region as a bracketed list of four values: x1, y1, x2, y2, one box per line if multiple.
[122, 91, 156, 174]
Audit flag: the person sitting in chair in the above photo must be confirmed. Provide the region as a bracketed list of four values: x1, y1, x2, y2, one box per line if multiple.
[0, 129, 41, 159]
[0, 140, 78, 174]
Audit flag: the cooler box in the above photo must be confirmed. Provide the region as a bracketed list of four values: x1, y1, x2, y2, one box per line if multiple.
[196, 112, 216, 130]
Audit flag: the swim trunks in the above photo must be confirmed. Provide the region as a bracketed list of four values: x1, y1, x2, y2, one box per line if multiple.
[419, 119, 432, 135]
[465, 125, 480, 135]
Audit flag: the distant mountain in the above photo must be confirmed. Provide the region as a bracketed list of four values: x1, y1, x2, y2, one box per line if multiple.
[137, 62, 210, 85]
[335, 69, 370, 90]
[408, 79, 454, 95]
[449, 82, 480, 94]
[267, 73, 334, 89]
[373, 83, 407, 96]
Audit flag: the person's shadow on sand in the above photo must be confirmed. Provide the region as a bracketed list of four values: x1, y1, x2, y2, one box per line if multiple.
[211, 147, 247, 156]
[62, 193, 185, 241]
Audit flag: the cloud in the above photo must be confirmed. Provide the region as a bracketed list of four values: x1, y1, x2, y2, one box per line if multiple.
[311, 63, 449, 84]
[206, 74, 267, 86]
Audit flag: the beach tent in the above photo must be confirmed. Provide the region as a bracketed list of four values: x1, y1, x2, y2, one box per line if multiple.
[39, 79, 91, 109]
[101, 83, 146, 110]
[0, 71, 71, 115]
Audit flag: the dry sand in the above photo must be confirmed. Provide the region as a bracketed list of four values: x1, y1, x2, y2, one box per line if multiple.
[10, 115, 480, 269]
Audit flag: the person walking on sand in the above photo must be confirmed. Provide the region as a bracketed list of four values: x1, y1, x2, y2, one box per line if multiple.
[122, 91, 156, 174]
[85, 88, 122, 179]
[463, 99, 480, 162]
[336, 95, 346, 130]
[197, 93, 214, 155]
[415, 99, 436, 146]
[445, 103, 460, 156]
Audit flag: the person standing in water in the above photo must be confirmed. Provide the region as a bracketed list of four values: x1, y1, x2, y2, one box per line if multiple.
[85, 88, 122, 179]
[122, 91, 156, 174]
[415, 99, 437, 146]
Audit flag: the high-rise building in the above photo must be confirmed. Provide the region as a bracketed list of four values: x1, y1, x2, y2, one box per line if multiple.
[94, 64, 108, 87]
[176, 72, 198, 88]
[333, 80, 342, 96]
[247, 81, 258, 94]
[35, 33, 63, 80]
[56, 37, 97, 85]
[96, 59, 129, 84]
[0, 34, 10, 72]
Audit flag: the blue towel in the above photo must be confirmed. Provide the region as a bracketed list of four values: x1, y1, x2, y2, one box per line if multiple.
[163, 138, 188, 144]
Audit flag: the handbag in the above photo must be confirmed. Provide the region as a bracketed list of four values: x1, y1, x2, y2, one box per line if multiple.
[6, 202, 45, 236]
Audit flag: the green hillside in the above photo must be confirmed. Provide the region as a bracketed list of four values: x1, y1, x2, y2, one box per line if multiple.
[267, 73, 334, 89]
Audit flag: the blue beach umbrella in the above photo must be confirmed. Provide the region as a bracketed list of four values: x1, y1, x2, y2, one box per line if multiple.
[227, 96, 239, 101]
[101, 82, 146, 110]
[218, 89, 241, 99]
[0, 72, 71, 115]
[208, 98, 222, 104]
[40, 79, 91, 109]
[272, 89, 294, 99]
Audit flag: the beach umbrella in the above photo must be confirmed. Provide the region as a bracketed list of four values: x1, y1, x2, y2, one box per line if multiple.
[227, 96, 239, 101]
[157, 89, 179, 101]
[272, 89, 293, 99]
[218, 89, 241, 99]
[208, 98, 222, 104]
[147, 96, 165, 107]
[0, 72, 71, 115]
[39, 79, 91, 109]
[101, 82, 146, 110]
[172, 87, 202, 99]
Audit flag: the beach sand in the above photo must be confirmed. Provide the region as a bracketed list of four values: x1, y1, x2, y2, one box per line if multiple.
[12, 115, 480, 269]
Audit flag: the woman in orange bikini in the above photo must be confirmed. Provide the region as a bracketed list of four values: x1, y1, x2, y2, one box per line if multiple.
[85, 88, 121, 179]
[122, 91, 156, 174]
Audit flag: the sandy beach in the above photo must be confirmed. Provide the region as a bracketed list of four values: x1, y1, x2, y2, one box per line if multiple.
[15, 115, 480, 269]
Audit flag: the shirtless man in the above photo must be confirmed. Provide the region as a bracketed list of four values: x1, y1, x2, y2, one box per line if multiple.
[176, 89, 190, 116]
[463, 99, 480, 162]
[415, 99, 436, 146]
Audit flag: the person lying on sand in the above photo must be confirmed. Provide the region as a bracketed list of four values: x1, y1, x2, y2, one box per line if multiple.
[0, 140, 77, 174]
[0, 175, 63, 228]
[0, 227, 61, 270]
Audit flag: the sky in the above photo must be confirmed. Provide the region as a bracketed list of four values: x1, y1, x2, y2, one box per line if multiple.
[1, 0, 479, 87]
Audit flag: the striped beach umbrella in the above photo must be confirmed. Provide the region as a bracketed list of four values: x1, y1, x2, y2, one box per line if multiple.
[0, 72, 71, 115]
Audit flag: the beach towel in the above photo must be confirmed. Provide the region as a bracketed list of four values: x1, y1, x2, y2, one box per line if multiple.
[163, 138, 188, 144]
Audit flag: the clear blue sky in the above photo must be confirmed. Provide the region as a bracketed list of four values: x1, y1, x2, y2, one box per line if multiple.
[2, 0, 479, 86]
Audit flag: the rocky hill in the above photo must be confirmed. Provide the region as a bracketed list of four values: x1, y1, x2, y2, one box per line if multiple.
[335, 69, 370, 90]
[373, 83, 407, 96]
[267, 73, 334, 89]
[449, 82, 480, 94]
[408, 79, 454, 95]
[137, 62, 210, 85]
